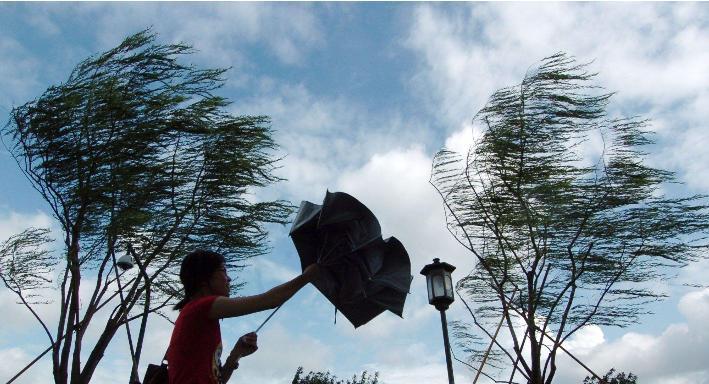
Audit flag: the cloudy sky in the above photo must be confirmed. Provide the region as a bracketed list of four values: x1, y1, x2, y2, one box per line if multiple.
[1, 3, 708, 384]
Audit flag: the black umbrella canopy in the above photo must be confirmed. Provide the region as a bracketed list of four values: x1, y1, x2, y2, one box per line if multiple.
[290, 191, 412, 328]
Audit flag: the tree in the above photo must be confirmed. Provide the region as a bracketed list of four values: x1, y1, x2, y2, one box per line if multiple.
[1, 30, 293, 384]
[584, 369, 637, 384]
[430, 53, 709, 384]
[292, 366, 379, 384]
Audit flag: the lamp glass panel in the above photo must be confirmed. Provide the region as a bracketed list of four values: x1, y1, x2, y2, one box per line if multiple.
[444, 274, 453, 299]
[432, 274, 445, 298]
[427, 275, 433, 303]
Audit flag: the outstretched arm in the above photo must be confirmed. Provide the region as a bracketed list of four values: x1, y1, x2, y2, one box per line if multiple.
[208, 263, 319, 320]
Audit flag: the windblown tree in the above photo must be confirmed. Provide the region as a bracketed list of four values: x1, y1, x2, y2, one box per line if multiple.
[430, 53, 709, 384]
[1, 30, 292, 384]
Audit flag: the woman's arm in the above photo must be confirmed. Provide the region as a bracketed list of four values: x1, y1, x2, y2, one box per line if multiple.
[209, 263, 319, 320]
[220, 350, 240, 383]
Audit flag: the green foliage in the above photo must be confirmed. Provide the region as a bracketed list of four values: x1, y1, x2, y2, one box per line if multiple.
[4, 29, 292, 272]
[0, 228, 55, 303]
[584, 369, 638, 384]
[431, 53, 709, 383]
[292, 367, 379, 384]
[2, 29, 293, 383]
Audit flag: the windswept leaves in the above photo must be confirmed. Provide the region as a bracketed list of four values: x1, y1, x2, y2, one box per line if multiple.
[0, 227, 56, 303]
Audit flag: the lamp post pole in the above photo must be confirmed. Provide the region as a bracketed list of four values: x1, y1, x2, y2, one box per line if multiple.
[439, 308, 454, 384]
[112, 252, 140, 384]
[420, 258, 456, 384]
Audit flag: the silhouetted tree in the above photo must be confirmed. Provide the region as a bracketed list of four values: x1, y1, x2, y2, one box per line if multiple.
[1, 29, 292, 384]
[430, 53, 709, 384]
[584, 369, 637, 384]
[292, 366, 379, 384]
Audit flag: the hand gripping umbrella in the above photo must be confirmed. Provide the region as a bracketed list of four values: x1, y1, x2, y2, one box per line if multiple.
[289, 191, 413, 328]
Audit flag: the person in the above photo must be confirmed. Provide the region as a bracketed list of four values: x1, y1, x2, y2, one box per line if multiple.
[167, 249, 320, 384]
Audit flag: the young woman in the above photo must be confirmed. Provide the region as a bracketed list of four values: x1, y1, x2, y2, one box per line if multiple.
[167, 249, 319, 384]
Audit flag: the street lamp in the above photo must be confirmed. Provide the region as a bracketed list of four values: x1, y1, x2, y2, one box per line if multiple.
[116, 254, 134, 271]
[421, 258, 456, 384]
[113, 252, 139, 383]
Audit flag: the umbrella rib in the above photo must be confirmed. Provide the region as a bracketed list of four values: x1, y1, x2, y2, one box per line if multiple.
[255, 304, 283, 333]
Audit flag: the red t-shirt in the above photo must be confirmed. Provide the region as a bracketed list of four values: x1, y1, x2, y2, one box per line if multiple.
[168, 295, 223, 384]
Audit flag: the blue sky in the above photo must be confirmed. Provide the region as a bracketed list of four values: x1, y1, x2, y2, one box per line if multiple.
[1, 3, 708, 384]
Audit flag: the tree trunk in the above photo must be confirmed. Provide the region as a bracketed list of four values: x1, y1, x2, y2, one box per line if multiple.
[131, 285, 152, 383]
[78, 320, 120, 384]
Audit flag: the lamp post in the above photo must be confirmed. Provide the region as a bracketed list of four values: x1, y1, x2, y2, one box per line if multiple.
[112, 252, 141, 383]
[421, 258, 456, 384]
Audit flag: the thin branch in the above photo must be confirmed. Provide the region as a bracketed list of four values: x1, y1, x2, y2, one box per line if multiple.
[456, 291, 531, 382]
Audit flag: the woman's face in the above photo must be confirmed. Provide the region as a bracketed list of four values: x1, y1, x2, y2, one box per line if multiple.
[208, 263, 231, 297]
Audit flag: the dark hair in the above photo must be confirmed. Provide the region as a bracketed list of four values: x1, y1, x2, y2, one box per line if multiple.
[173, 249, 225, 310]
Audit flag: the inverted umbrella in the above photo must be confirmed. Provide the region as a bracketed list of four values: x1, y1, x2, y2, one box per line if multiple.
[290, 191, 412, 328]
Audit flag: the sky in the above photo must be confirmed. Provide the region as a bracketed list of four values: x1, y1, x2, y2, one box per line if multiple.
[0, 2, 708, 384]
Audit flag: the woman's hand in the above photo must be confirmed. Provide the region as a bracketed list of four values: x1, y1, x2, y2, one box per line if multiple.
[222, 332, 257, 381]
[234, 332, 258, 358]
[303, 263, 320, 282]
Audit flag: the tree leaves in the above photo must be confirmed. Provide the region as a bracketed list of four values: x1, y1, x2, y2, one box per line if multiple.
[0, 227, 56, 303]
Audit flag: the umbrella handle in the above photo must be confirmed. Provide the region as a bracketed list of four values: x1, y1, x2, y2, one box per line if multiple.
[255, 304, 283, 333]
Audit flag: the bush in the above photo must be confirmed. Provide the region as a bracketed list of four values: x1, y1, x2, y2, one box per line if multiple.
[583, 368, 638, 384]
[292, 366, 379, 384]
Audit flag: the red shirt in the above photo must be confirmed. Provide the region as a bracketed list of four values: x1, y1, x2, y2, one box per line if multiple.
[168, 295, 223, 384]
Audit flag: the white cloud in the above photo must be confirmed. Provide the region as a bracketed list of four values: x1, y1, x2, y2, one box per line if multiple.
[0, 36, 41, 109]
[249, 255, 301, 284]
[443, 122, 482, 156]
[0, 210, 53, 241]
[370, 361, 469, 384]
[406, 3, 709, 191]
[0, 346, 53, 384]
[231, 82, 355, 200]
[0, 288, 57, 337]
[0, 3, 326, 108]
[65, 3, 325, 68]
[563, 325, 606, 356]
[230, 323, 334, 383]
[407, 3, 708, 119]
[336, 146, 474, 275]
[25, 7, 61, 36]
[233, 81, 434, 204]
[678, 289, 709, 329]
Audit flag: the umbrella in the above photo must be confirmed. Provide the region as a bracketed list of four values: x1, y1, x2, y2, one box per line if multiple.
[290, 191, 412, 328]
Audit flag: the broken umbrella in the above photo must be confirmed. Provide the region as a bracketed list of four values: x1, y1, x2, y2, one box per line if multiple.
[289, 191, 413, 328]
